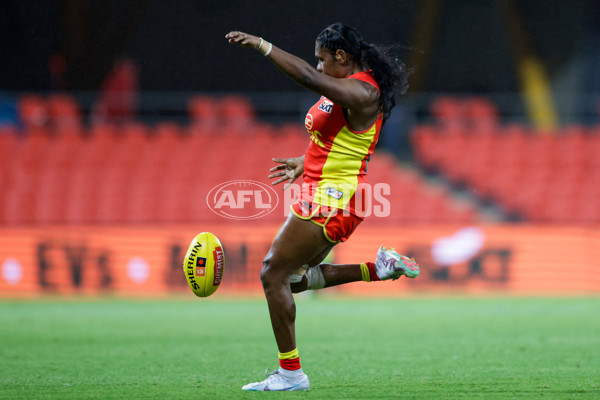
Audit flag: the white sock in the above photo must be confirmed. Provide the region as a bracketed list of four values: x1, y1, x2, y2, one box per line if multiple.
[305, 265, 326, 290]
[290, 264, 308, 283]
[279, 367, 304, 379]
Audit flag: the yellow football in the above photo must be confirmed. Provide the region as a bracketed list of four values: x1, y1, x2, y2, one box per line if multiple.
[183, 232, 225, 297]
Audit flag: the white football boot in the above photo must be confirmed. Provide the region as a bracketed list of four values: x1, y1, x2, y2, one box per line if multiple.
[375, 246, 420, 280]
[242, 368, 310, 391]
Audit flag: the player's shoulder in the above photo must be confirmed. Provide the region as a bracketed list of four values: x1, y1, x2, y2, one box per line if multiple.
[348, 70, 378, 90]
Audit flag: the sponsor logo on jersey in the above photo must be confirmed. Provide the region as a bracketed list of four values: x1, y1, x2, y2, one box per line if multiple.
[325, 187, 344, 200]
[318, 99, 333, 113]
[298, 201, 313, 217]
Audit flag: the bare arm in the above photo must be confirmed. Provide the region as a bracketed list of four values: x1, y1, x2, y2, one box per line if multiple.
[225, 31, 378, 116]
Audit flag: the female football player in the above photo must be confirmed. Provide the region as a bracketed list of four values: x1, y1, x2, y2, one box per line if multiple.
[226, 23, 419, 391]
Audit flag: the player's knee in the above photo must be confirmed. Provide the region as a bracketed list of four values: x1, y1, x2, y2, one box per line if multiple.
[260, 256, 280, 291]
[261, 255, 298, 292]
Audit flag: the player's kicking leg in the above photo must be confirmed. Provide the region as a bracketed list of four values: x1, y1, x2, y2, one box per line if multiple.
[291, 245, 420, 293]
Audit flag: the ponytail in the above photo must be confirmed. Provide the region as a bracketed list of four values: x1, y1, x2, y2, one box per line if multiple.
[362, 43, 410, 121]
[316, 23, 410, 121]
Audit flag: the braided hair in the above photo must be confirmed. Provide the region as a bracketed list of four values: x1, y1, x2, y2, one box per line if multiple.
[316, 22, 409, 121]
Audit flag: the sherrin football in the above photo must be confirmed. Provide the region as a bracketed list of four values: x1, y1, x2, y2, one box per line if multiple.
[183, 232, 225, 297]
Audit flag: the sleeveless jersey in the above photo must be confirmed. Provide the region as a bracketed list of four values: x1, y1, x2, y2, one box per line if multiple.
[302, 70, 382, 216]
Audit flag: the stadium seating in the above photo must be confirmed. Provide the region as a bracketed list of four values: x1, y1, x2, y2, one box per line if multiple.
[0, 94, 485, 225]
[411, 96, 600, 224]
[10, 94, 600, 225]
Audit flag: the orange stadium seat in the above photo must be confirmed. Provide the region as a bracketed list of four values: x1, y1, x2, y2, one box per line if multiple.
[573, 185, 600, 223]
[34, 131, 85, 223]
[64, 166, 98, 224]
[435, 130, 471, 184]
[220, 95, 255, 123]
[465, 97, 499, 131]
[410, 124, 445, 171]
[62, 127, 117, 224]
[188, 95, 216, 119]
[188, 95, 220, 132]
[46, 94, 81, 130]
[585, 134, 600, 169]
[430, 96, 465, 130]
[0, 127, 18, 223]
[2, 145, 43, 224]
[407, 188, 452, 224]
[18, 94, 48, 128]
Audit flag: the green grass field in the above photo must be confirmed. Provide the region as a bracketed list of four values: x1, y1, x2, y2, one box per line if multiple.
[1, 296, 599, 399]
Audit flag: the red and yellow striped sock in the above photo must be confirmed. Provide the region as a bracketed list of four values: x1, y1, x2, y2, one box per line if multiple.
[360, 262, 380, 282]
[278, 348, 301, 371]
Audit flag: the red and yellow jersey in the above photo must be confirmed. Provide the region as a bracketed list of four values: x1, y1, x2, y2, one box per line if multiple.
[302, 70, 382, 216]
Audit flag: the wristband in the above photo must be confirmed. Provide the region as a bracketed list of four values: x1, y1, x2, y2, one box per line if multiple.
[264, 42, 273, 56]
[257, 37, 273, 56]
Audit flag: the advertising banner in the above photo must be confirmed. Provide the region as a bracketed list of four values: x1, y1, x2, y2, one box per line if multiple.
[1, 224, 598, 297]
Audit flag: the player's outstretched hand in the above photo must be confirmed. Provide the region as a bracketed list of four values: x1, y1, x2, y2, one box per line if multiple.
[225, 31, 261, 49]
[269, 156, 305, 190]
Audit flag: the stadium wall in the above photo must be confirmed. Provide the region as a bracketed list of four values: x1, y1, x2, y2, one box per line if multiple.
[0, 224, 598, 297]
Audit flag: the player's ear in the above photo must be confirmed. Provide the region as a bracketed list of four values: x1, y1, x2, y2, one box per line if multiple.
[335, 49, 346, 64]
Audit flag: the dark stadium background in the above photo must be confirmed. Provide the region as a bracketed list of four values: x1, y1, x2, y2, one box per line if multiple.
[2, 1, 598, 108]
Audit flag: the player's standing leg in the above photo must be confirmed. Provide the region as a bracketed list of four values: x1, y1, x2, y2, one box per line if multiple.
[242, 213, 331, 391]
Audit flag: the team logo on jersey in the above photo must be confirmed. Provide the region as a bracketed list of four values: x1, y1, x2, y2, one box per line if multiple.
[309, 130, 325, 148]
[318, 99, 333, 113]
[305, 113, 313, 131]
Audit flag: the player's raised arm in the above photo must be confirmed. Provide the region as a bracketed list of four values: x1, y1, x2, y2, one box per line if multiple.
[225, 31, 377, 116]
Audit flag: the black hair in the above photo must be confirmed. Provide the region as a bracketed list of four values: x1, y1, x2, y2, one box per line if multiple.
[316, 22, 410, 121]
